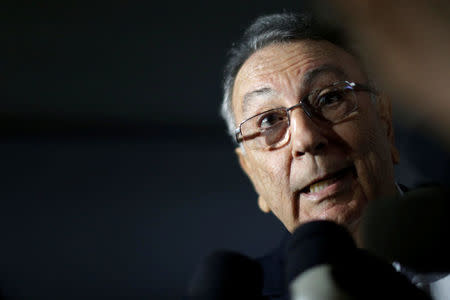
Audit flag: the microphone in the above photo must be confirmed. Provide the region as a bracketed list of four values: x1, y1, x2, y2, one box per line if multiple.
[286, 220, 431, 300]
[187, 250, 265, 299]
[361, 186, 450, 273]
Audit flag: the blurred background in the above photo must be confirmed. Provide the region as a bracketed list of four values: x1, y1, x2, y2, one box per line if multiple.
[1, 1, 449, 299]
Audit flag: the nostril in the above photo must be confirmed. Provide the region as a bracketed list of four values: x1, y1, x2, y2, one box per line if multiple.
[295, 150, 305, 157]
[294, 142, 325, 158]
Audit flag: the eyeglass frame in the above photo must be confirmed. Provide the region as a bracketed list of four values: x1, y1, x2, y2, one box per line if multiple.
[234, 80, 377, 146]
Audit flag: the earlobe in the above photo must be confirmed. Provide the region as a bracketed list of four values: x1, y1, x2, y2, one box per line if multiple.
[258, 196, 271, 213]
[376, 93, 400, 164]
[376, 94, 394, 139]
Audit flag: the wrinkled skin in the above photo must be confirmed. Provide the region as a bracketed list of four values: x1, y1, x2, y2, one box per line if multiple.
[232, 40, 399, 240]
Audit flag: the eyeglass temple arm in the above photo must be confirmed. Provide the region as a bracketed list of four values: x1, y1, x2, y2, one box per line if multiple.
[235, 127, 243, 144]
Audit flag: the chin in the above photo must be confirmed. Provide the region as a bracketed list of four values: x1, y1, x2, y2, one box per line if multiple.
[305, 200, 367, 232]
[288, 195, 368, 235]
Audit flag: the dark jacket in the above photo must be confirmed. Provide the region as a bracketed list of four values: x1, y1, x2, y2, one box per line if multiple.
[255, 230, 290, 300]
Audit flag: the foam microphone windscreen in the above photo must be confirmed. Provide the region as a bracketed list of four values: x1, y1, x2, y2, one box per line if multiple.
[286, 220, 432, 300]
[286, 220, 356, 283]
[187, 250, 264, 299]
[361, 186, 450, 273]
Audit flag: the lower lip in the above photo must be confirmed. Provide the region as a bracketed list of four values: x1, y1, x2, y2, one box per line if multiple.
[301, 169, 356, 203]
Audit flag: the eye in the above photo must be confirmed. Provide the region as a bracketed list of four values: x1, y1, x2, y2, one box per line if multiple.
[258, 110, 287, 129]
[316, 90, 346, 107]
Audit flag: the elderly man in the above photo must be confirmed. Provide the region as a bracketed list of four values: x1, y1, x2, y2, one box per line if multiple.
[222, 12, 398, 243]
[214, 12, 448, 300]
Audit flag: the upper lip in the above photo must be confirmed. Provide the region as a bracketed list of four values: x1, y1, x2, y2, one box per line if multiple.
[299, 165, 354, 193]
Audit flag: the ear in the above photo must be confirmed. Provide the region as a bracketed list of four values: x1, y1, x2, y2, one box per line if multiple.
[376, 93, 400, 164]
[235, 147, 271, 213]
[257, 195, 271, 213]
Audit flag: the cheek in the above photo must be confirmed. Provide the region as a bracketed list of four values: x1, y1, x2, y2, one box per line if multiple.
[249, 153, 292, 207]
[343, 115, 393, 200]
[250, 153, 289, 194]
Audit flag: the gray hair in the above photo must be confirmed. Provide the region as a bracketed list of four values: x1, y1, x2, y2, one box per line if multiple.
[220, 12, 353, 144]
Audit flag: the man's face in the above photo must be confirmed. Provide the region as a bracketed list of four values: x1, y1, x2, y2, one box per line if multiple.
[232, 40, 399, 235]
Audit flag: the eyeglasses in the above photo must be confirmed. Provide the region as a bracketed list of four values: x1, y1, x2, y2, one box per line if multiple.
[235, 81, 376, 150]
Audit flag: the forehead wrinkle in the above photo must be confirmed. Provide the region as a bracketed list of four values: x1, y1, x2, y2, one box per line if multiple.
[234, 42, 359, 124]
[240, 43, 313, 82]
[238, 58, 307, 116]
[250, 43, 348, 82]
[248, 55, 311, 85]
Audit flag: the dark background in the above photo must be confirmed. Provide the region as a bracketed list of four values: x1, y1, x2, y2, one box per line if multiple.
[1, 2, 449, 299]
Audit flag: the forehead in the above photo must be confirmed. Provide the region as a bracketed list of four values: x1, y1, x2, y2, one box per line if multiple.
[232, 40, 366, 119]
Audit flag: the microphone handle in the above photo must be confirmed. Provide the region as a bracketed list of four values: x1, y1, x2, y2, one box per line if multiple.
[289, 264, 354, 300]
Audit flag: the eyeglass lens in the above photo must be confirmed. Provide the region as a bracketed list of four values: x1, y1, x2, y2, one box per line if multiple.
[239, 82, 359, 149]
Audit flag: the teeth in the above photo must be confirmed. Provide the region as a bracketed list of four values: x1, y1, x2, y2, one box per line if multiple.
[309, 178, 335, 193]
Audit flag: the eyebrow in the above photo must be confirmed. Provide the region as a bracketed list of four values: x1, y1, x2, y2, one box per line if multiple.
[241, 64, 348, 113]
[242, 87, 275, 114]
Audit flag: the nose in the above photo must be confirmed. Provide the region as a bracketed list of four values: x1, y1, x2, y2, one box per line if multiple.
[289, 108, 328, 158]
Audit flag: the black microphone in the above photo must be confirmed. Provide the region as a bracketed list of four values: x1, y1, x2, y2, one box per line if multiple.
[361, 186, 450, 273]
[286, 220, 431, 299]
[187, 250, 265, 299]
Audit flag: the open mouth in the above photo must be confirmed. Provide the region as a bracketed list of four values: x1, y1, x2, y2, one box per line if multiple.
[301, 166, 356, 195]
